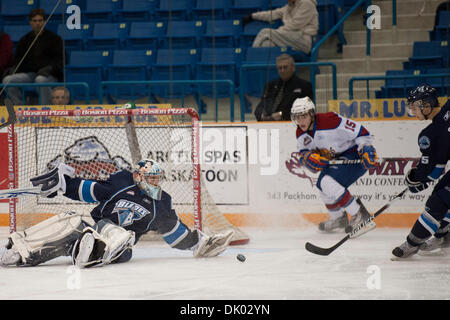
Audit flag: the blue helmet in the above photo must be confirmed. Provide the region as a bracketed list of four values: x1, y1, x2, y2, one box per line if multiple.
[407, 84, 438, 108]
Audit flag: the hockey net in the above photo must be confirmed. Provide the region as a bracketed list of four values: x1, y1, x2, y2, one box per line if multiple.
[7, 107, 249, 245]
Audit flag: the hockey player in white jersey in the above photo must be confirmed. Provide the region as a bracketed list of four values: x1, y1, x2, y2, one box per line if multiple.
[290, 97, 379, 235]
[1, 159, 234, 267]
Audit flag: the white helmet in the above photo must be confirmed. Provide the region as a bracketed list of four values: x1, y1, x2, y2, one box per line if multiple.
[134, 159, 162, 200]
[290, 97, 315, 121]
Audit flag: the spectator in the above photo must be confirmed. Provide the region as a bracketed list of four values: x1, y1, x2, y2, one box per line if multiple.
[0, 31, 14, 104]
[254, 54, 313, 121]
[2, 8, 64, 105]
[51, 86, 70, 105]
[0, 32, 14, 79]
[242, 0, 318, 54]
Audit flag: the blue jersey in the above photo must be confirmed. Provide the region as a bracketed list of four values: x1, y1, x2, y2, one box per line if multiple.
[415, 100, 450, 183]
[63, 170, 189, 245]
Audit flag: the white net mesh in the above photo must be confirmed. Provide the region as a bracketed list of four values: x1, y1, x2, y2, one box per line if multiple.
[8, 108, 249, 245]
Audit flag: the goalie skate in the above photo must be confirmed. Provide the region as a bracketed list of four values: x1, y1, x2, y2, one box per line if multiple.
[194, 230, 234, 258]
[0, 248, 21, 266]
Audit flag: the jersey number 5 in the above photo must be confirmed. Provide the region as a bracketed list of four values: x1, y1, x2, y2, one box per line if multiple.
[345, 119, 356, 132]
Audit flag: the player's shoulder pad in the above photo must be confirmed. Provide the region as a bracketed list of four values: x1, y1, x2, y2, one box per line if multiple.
[315, 112, 342, 130]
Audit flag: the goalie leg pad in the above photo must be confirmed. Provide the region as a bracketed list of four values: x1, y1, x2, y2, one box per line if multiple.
[72, 219, 135, 268]
[2, 211, 86, 266]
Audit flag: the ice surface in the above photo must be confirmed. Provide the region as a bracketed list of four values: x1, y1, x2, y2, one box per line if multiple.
[1, 226, 449, 300]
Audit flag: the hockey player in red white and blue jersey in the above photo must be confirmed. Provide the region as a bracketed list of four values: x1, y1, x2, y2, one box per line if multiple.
[392, 84, 450, 258]
[1, 159, 234, 267]
[290, 97, 379, 235]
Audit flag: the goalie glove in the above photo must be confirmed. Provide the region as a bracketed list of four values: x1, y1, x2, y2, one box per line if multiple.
[30, 163, 75, 198]
[358, 145, 378, 169]
[298, 150, 329, 172]
[405, 168, 429, 193]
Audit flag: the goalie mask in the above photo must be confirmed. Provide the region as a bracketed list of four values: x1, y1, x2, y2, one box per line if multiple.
[133, 159, 163, 200]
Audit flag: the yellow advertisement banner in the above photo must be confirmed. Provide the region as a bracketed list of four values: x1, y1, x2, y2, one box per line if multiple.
[328, 97, 448, 121]
[0, 103, 172, 127]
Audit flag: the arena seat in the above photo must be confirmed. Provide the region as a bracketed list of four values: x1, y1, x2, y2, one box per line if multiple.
[108, 50, 155, 99]
[66, 50, 112, 100]
[161, 20, 204, 49]
[126, 21, 165, 50]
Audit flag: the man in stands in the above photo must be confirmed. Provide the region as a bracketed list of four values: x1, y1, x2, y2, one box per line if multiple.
[2, 8, 64, 105]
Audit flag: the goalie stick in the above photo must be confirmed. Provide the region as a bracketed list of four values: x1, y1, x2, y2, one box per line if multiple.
[305, 188, 408, 256]
[0, 186, 41, 199]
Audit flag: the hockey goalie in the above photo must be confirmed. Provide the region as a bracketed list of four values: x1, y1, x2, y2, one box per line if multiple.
[1, 159, 234, 268]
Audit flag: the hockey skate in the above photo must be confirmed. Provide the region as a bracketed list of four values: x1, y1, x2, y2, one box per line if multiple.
[344, 199, 376, 236]
[392, 241, 419, 258]
[74, 232, 95, 268]
[0, 248, 21, 266]
[419, 233, 450, 254]
[193, 230, 234, 258]
[318, 212, 348, 232]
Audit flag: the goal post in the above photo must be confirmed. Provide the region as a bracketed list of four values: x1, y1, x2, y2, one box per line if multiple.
[7, 107, 249, 245]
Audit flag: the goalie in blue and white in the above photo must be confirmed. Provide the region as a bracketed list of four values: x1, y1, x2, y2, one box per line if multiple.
[1, 159, 234, 267]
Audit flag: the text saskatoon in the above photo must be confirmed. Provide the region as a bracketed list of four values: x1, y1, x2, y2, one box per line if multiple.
[179, 304, 270, 317]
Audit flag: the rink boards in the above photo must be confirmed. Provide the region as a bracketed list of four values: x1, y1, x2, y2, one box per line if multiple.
[0, 102, 448, 229]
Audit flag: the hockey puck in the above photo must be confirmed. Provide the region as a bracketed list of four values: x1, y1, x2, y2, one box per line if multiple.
[236, 253, 246, 262]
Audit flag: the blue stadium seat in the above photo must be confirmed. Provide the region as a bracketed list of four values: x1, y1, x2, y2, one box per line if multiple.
[430, 11, 450, 40]
[57, 24, 90, 51]
[201, 19, 242, 48]
[155, 0, 194, 21]
[108, 50, 155, 100]
[162, 20, 204, 49]
[316, 0, 346, 52]
[66, 50, 112, 100]
[39, 0, 65, 14]
[230, 0, 269, 19]
[87, 22, 129, 50]
[240, 47, 289, 97]
[118, 0, 156, 22]
[425, 67, 450, 96]
[1, 0, 36, 25]
[192, 0, 231, 20]
[267, 0, 287, 9]
[3, 25, 31, 44]
[84, 0, 119, 23]
[126, 21, 166, 50]
[407, 41, 447, 69]
[151, 48, 199, 99]
[379, 70, 422, 98]
[196, 47, 242, 98]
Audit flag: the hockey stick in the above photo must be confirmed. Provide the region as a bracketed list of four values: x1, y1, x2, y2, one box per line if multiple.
[0, 186, 41, 199]
[121, 102, 142, 165]
[329, 159, 362, 165]
[0, 99, 17, 129]
[305, 188, 408, 256]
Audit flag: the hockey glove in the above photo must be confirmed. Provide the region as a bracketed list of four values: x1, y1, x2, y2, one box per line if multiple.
[299, 151, 329, 172]
[405, 168, 429, 193]
[242, 14, 253, 27]
[358, 145, 378, 169]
